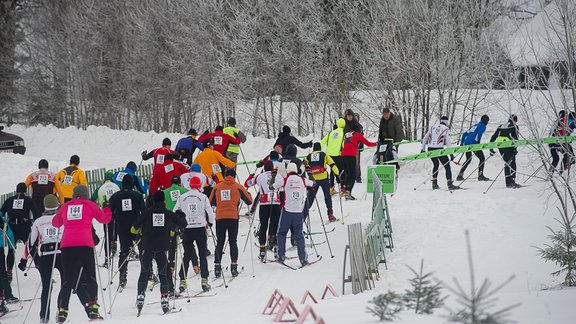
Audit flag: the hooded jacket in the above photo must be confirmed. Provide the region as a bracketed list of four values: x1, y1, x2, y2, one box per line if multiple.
[175, 135, 204, 165]
[56, 164, 88, 200]
[378, 113, 405, 143]
[113, 162, 148, 194]
[280, 144, 305, 175]
[193, 147, 236, 183]
[320, 118, 346, 156]
[274, 129, 312, 152]
[0, 212, 15, 249]
[209, 176, 252, 220]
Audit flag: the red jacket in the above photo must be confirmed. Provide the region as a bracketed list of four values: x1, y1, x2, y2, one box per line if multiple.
[144, 146, 179, 165]
[341, 131, 377, 157]
[198, 130, 240, 155]
[149, 160, 189, 194]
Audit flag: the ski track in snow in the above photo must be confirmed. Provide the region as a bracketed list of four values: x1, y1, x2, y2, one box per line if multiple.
[1, 124, 575, 323]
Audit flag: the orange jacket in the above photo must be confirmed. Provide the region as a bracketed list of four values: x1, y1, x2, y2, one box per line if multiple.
[209, 176, 252, 220]
[193, 147, 236, 182]
[56, 164, 88, 200]
[25, 169, 65, 204]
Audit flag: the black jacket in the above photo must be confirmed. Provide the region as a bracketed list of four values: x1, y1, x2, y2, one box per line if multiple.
[133, 203, 187, 251]
[280, 144, 305, 176]
[490, 118, 519, 142]
[378, 113, 405, 143]
[109, 188, 146, 230]
[0, 193, 40, 224]
[274, 131, 312, 152]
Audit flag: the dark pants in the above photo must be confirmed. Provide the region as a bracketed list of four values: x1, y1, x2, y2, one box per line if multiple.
[329, 156, 342, 187]
[214, 219, 239, 264]
[138, 250, 169, 296]
[355, 149, 362, 181]
[341, 156, 357, 192]
[37, 253, 80, 321]
[0, 249, 13, 299]
[117, 227, 136, 277]
[258, 204, 281, 246]
[103, 221, 117, 263]
[277, 210, 307, 262]
[182, 228, 209, 278]
[179, 237, 198, 280]
[429, 147, 452, 181]
[60, 246, 98, 310]
[6, 222, 31, 271]
[550, 143, 574, 171]
[307, 178, 333, 216]
[460, 150, 486, 174]
[500, 148, 517, 184]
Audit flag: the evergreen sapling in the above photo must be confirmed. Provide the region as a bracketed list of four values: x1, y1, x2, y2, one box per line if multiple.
[403, 259, 446, 314]
[366, 291, 404, 321]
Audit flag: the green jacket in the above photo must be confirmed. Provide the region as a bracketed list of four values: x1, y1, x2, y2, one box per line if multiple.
[163, 184, 189, 212]
[223, 126, 246, 154]
[320, 118, 346, 156]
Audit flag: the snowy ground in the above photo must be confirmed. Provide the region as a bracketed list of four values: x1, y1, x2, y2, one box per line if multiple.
[1, 123, 575, 324]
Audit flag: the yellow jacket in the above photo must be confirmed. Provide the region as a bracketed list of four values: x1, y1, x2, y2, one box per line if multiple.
[304, 151, 339, 181]
[193, 147, 236, 182]
[56, 164, 88, 200]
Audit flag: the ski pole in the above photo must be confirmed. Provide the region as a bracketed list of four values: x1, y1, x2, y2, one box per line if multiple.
[248, 214, 256, 279]
[209, 226, 228, 288]
[413, 158, 452, 191]
[177, 239, 191, 303]
[242, 191, 260, 253]
[239, 146, 252, 176]
[94, 248, 108, 319]
[73, 266, 84, 294]
[523, 164, 544, 184]
[483, 165, 505, 194]
[102, 238, 141, 291]
[22, 277, 42, 324]
[314, 197, 334, 258]
[455, 154, 495, 187]
[305, 213, 320, 258]
[105, 223, 112, 313]
[172, 236, 179, 310]
[22, 246, 38, 276]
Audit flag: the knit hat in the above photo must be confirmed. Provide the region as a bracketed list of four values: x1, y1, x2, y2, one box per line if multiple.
[203, 138, 213, 148]
[122, 174, 134, 189]
[282, 125, 291, 134]
[227, 117, 237, 126]
[215, 125, 224, 132]
[190, 163, 201, 172]
[190, 177, 202, 190]
[104, 171, 114, 181]
[38, 159, 49, 169]
[70, 155, 80, 165]
[43, 194, 59, 211]
[162, 138, 171, 146]
[264, 160, 274, 172]
[481, 115, 490, 124]
[126, 161, 137, 172]
[313, 142, 321, 151]
[269, 151, 280, 161]
[287, 163, 298, 175]
[16, 182, 27, 193]
[440, 116, 449, 125]
[154, 190, 165, 202]
[188, 128, 197, 136]
[73, 185, 89, 199]
[225, 169, 236, 178]
[171, 175, 181, 185]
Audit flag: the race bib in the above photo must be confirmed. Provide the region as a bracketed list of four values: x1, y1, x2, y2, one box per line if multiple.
[67, 205, 83, 220]
[292, 191, 300, 200]
[379, 144, 388, 153]
[211, 164, 222, 174]
[12, 199, 24, 210]
[156, 154, 165, 165]
[170, 190, 180, 201]
[121, 199, 133, 211]
[332, 132, 339, 139]
[38, 174, 49, 185]
[214, 136, 223, 145]
[63, 175, 73, 186]
[220, 189, 231, 201]
[164, 163, 174, 173]
[182, 158, 188, 164]
[345, 132, 353, 138]
[311, 153, 320, 162]
[105, 188, 115, 199]
[116, 172, 126, 182]
[153, 213, 165, 227]
[43, 226, 59, 243]
[188, 203, 199, 214]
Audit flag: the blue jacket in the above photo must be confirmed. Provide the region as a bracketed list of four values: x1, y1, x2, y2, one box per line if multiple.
[175, 136, 204, 165]
[0, 212, 15, 249]
[461, 122, 487, 145]
[113, 168, 148, 194]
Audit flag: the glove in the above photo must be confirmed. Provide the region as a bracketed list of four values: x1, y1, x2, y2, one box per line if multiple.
[450, 154, 455, 161]
[307, 141, 313, 147]
[130, 226, 142, 235]
[203, 130, 210, 136]
[141, 150, 147, 158]
[208, 222, 213, 228]
[18, 258, 27, 271]
[256, 161, 264, 168]
[490, 149, 496, 156]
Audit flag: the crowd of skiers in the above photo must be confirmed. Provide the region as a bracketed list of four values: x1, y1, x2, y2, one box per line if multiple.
[0, 109, 574, 322]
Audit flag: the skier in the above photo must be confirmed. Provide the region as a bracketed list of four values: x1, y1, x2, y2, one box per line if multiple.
[549, 110, 575, 174]
[209, 169, 253, 278]
[193, 138, 236, 187]
[223, 117, 248, 166]
[174, 177, 215, 292]
[342, 109, 359, 133]
[457, 115, 491, 181]
[0, 211, 15, 315]
[175, 128, 204, 166]
[132, 190, 187, 314]
[56, 155, 88, 202]
[320, 118, 345, 195]
[341, 123, 377, 199]
[149, 153, 189, 194]
[354, 113, 364, 183]
[91, 171, 120, 268]
[142, 138, 178, 166]
[244, 161, 283, 259]
[180, 163, 216, 194]
[108, 175, 146, 288]
[490, 115, 520, 188]
[52, 185, 111, 322]
[197, 125, 241, 155]
[271, 162, 314, 266]
[113, 161, 149, 194]
[274, 125, 312, 152]
[281, 144, 305, 175]
[1, 182, 40, 291]
[19, 194, 84, 323]
[25, 159, 64, 211]
[304, 143, 340, 222]
[421, 116, 459, 190]
[245, 150, 286, 218]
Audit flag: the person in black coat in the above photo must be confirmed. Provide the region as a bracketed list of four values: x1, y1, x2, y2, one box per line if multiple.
[274, 125, 312, 153]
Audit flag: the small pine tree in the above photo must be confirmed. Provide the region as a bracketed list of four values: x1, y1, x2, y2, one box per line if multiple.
[537, 210, 576, 286]
[366, 291, 404, 321]
[403, 259, 446, 314]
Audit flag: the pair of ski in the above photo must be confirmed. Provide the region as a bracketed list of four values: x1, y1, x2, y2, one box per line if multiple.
[273, 256, 323, 270]
[137, 306, 183, 317]
[0, 305, 23, 319]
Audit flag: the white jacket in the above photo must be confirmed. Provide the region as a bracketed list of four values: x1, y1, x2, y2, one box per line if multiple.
[180, 171, 216, 190]
[173, 189, 215, 228]
[422, 123, 452, 150]
[274, 174, 313, 213]
[246, 171, 283, 205]
[29, 214, 63, 257]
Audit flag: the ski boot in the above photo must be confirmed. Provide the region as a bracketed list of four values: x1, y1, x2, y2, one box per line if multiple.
[160, 295, 170, 314]
[506, 181, 521, 189]
[85, 302, 103, 320]
[5, 295, 19, 304]
[0, 300, 8, 317]
[275, 253, 286, 263]
[259, 246, 267, 261]
[214, 263, 222, 278]
[179, 280, 187, 294]
[345, 192, 356, 200]
[432, 179, 440, 190]
[456, 173, 464, 181]
[201, 278, 211, 292]
[231, 263, 239, 277]
[327, 214, 337, 222]
[447, 181, 460, 191]
[478, 172, 490, 181]
[119, 272, 127, 289]
[57, 308, 68, 323]
[300, 259, 309, 267]
[136, 294, 145, 311]
[193, 265, 200, 274]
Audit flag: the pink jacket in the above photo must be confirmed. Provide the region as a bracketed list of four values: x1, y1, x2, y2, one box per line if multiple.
[52, 197, 111, 248]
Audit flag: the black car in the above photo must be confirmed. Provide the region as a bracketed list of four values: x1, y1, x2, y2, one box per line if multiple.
[0, 125, 26, 154]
